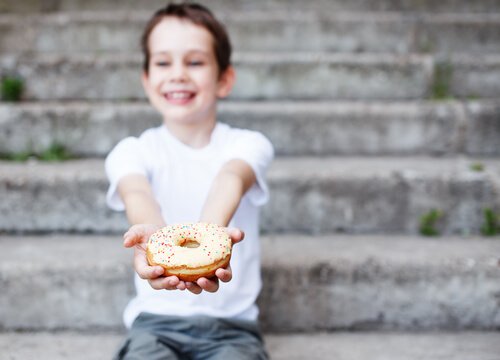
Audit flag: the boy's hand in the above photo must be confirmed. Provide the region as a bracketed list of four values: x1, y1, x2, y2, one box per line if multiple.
[184, 227, 244, 294]
[123, 224, 244, 294]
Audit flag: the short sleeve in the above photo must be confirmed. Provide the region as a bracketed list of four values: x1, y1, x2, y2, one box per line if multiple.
[104, 137, 148, 211]
[225, 131, 274, 206]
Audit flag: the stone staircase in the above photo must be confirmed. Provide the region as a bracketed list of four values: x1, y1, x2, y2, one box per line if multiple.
[1, 0, 500, 359]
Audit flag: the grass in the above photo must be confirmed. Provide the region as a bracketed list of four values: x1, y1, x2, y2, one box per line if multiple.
[431, 63, 453, 100]
[470, 162, 485, 172]
[0, 143, 72, 162]
[419, 209, 444, 236]
[481, 208, 500, 237]
[38, 143, 71, 161]
[1, 75, 24, 102]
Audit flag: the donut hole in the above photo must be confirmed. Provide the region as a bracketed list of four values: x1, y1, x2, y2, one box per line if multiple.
[179, 239, 200, 248]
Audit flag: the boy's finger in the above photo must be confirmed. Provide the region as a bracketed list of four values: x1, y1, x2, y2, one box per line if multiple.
[176, 281, 187, 291]
[186, 282, 203, 294]
[123, 232, 141, 248]
[225, 227, 245, 244]
[123, 228, 145, 247]
[196, 277, 219, 293]
[123, 224, 160, 247]
[215, 266, 232, 283]
[149, 276, 179, 290]
[136, 264, 164, 280]
[134, 252, 163, 279]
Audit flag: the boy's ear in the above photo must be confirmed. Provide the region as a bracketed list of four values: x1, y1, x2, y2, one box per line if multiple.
[216, 66, 236, 99]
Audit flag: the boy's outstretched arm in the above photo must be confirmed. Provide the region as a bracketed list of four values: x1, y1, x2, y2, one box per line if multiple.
[185, 159, 256, 294]
[118, 174, 166, 226]
[117, 174, 177, 288]
[199, 159, 256, 225]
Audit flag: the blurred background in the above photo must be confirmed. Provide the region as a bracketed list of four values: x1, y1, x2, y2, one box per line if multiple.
[0, 0, 499, 359]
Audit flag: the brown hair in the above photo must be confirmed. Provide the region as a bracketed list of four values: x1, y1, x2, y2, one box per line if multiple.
[141, 2, 232, 76]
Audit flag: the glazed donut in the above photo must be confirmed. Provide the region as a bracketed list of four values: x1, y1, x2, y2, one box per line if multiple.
[146, 223, 232, 282]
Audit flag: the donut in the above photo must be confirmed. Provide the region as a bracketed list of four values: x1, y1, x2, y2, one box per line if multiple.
[146, 223, 232, 282]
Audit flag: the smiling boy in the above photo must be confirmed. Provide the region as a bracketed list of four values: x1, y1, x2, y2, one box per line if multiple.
[105, 3, 273, 359]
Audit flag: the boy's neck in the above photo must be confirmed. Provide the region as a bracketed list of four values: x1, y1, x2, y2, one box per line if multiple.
[163, 120, 217, 149]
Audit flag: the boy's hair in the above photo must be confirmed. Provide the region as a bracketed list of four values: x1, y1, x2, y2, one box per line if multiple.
[141, 2, 232, 75]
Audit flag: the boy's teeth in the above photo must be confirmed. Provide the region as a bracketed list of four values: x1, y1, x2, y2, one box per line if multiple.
[169, 92, 190, 99]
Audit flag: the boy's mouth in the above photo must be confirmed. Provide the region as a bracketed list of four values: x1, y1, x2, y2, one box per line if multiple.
[163, 91, 196, 104]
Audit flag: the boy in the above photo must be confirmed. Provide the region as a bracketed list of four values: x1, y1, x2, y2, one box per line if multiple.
[105, 3, 274, 359]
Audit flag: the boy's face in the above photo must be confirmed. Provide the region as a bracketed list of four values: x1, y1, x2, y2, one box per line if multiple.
[142, 17, 234, 126]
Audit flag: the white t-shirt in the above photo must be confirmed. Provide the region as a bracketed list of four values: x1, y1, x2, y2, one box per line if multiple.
[105, 122, 274, 328]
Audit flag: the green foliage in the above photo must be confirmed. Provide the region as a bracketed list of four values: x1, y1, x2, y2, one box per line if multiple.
[470, 162, 485, 172]
[0, 143, 71, 162]
[431, 63, 453, 100]
[38, 143, 71, 161]
[419, 209, 444, 236]
[480, 208, 500, 237]
[2, 150, 32, 162]
[1, 75, 24, 102]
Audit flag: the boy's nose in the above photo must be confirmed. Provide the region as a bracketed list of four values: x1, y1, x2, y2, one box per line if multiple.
[170, 63, 188, 82]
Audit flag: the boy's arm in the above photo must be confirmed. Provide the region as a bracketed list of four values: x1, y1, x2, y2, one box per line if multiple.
[199, 159, 257, 226]
[181, 159, 255, 294]
[117, 174, 181, 289]
[117, 173, 166, 226]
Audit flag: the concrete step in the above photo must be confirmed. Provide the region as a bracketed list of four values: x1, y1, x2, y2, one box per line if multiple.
[2, 12, 500, 55]
[0, 157, 499, 235]
[1, 101, 499, 157]
[0, 157, 500, 234]
[1, 331, 499, 360]
[1, 0, 500, 14]
[0, 234, 499, 331]
[0, 52, 431, 101]
[2, 53, 499, 101]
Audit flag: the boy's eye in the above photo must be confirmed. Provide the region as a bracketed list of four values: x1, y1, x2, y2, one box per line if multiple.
[155, 61, 170, 67]
[188, 60, 204, 66]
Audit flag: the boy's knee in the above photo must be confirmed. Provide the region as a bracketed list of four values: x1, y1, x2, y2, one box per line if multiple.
[115, 332, 180, 360]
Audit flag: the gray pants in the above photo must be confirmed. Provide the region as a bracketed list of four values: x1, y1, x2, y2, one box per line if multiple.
[114, 313, 269, 360]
